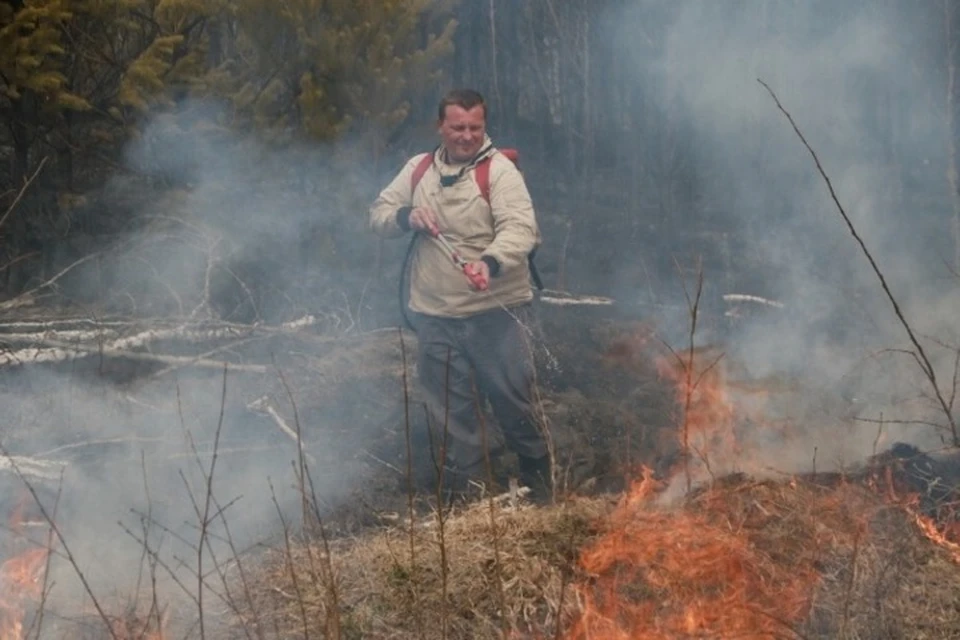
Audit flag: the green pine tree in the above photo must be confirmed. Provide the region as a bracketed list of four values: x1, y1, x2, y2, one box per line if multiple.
[209, 0, 458, 148]
[0, 0, 91, 184]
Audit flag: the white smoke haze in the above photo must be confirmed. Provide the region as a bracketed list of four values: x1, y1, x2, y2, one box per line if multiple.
[605, 1, 960, 477]
[2, 0, 960, 633]
[0, 101, 390, 633]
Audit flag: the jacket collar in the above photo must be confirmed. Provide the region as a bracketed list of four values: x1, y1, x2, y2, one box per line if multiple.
[435, 134, 495, 170]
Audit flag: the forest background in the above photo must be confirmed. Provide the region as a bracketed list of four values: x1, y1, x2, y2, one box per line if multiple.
[4, 0, 956, 350]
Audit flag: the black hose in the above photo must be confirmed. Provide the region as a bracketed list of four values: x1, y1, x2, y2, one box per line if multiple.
[398, 233, 419, 330]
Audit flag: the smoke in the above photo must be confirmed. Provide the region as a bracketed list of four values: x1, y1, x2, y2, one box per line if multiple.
[0, 98, 408, 633]
[4, 0, 960, 628]
[603, 1, 960, 471]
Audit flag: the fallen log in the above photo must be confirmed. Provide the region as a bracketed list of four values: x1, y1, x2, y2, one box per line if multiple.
[0, 315, 322, 370]
[0, 343, 269, 372]
[0, 314, 319, 346]
[537, 289, 615, 306]
[0, 454, 67, 482]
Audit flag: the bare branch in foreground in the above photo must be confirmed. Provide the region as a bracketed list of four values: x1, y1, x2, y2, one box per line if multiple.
[758, 77, 959, 445]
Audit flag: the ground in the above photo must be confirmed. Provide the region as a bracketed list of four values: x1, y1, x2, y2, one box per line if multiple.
[1, 297, 960, 638]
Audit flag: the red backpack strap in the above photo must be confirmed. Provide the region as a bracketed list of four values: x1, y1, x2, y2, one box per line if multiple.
[475, 156, 493, 204]
[475, 148, 519, 204]
[410, 152, 434, 196]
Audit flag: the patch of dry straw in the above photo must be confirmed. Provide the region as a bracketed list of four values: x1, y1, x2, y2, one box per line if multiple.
[244, 474, 960, 639]
[250, 496, 611, 639]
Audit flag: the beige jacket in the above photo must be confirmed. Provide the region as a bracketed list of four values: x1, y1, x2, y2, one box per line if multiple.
[369, 137, 540, 318]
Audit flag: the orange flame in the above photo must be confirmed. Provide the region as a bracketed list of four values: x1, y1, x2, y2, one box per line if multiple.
[913, 513, 960, 563]
[572, 329, 960, 637]
[871, 461, 960, 564]
[0, 494, 49, 640]
[655, 346, 738, 483]
[564, 340, 843, 638]
[0, 545, 48, 640]
[563, 469, 838, 639]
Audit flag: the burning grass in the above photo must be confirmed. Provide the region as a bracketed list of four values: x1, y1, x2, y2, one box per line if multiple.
[242, 470, 960, 639]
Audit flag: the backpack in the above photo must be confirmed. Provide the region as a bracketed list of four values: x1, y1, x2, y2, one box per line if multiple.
[408, 147, 543, 290]
[410, 148, 520, 204]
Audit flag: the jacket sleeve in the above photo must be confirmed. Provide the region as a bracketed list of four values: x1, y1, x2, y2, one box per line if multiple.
[369, 155, 423, 238]
[481, 157, 540, 272]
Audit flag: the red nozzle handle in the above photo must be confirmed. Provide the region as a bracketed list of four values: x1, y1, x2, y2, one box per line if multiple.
[464, 263, 489, 291]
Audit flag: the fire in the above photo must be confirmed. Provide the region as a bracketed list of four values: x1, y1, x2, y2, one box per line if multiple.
[912, 513, 960, 563]
[655, 345, 738, 485]
[0, 495, 49, 640]
[562, 469, 853, 639]
[870, 459, 960, 565]
[0, 547, 47, 639]
[563, 339, 864, 638]
[0, 494, 168, 640]
[570, 330, 960, 638]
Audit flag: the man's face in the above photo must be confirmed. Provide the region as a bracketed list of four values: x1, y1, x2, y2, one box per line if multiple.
[438, 104, 486, 163]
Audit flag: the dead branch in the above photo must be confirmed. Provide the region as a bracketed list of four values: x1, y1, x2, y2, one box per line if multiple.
[722, 293, 785, 309]
[0, 313, 317, 335]
[538, 289, 614, 306]
[0, 344, 268, 372]
[246, 396, 317, 465]
[0, 314, 324, 371]
[759, 77, 960, 445]
[0, 250, 104, 312]
[0, 455, 66, 481]
[0, 251, 39, 276]
[0, 156, 48, 233]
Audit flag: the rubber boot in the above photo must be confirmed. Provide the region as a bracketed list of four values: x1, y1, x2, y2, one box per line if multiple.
[518, 454, 553, 505]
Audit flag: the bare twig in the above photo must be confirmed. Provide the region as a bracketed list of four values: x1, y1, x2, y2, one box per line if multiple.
[474, 374, 507, 639]
[759, 78, 959, 445]
[300, 452, 342, 638]
[205, 366, 228, 637]
[439, 348, 453, 639]
[839, 524, 864, 638]
[272, 359, 311, 530]
[0, 251, 39, 276]
[0, 156, 48, 232]
[399, 328, 425, 639]
[269, 480, 311, 640]
[872, 414, 885, 458]
[28, 470, 62, 640]
[679, 257, 705, 492]
[246, 396, 317, 465]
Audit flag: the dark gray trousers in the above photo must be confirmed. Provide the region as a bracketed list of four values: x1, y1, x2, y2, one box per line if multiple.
[414, 304, 548, 477]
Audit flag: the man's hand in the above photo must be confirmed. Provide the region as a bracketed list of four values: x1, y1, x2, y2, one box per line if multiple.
[408, 207, 440, 236]
[464, 261, 490, 291]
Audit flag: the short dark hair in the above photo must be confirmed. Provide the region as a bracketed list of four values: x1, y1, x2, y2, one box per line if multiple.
[438, 89, 486, 121]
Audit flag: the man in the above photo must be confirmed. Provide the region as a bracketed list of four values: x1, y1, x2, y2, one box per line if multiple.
[369, 88, 552, 502]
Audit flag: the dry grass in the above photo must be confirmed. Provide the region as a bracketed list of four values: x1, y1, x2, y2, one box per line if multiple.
[240, 471, 960, 640]
[248, 496, 612, 639]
